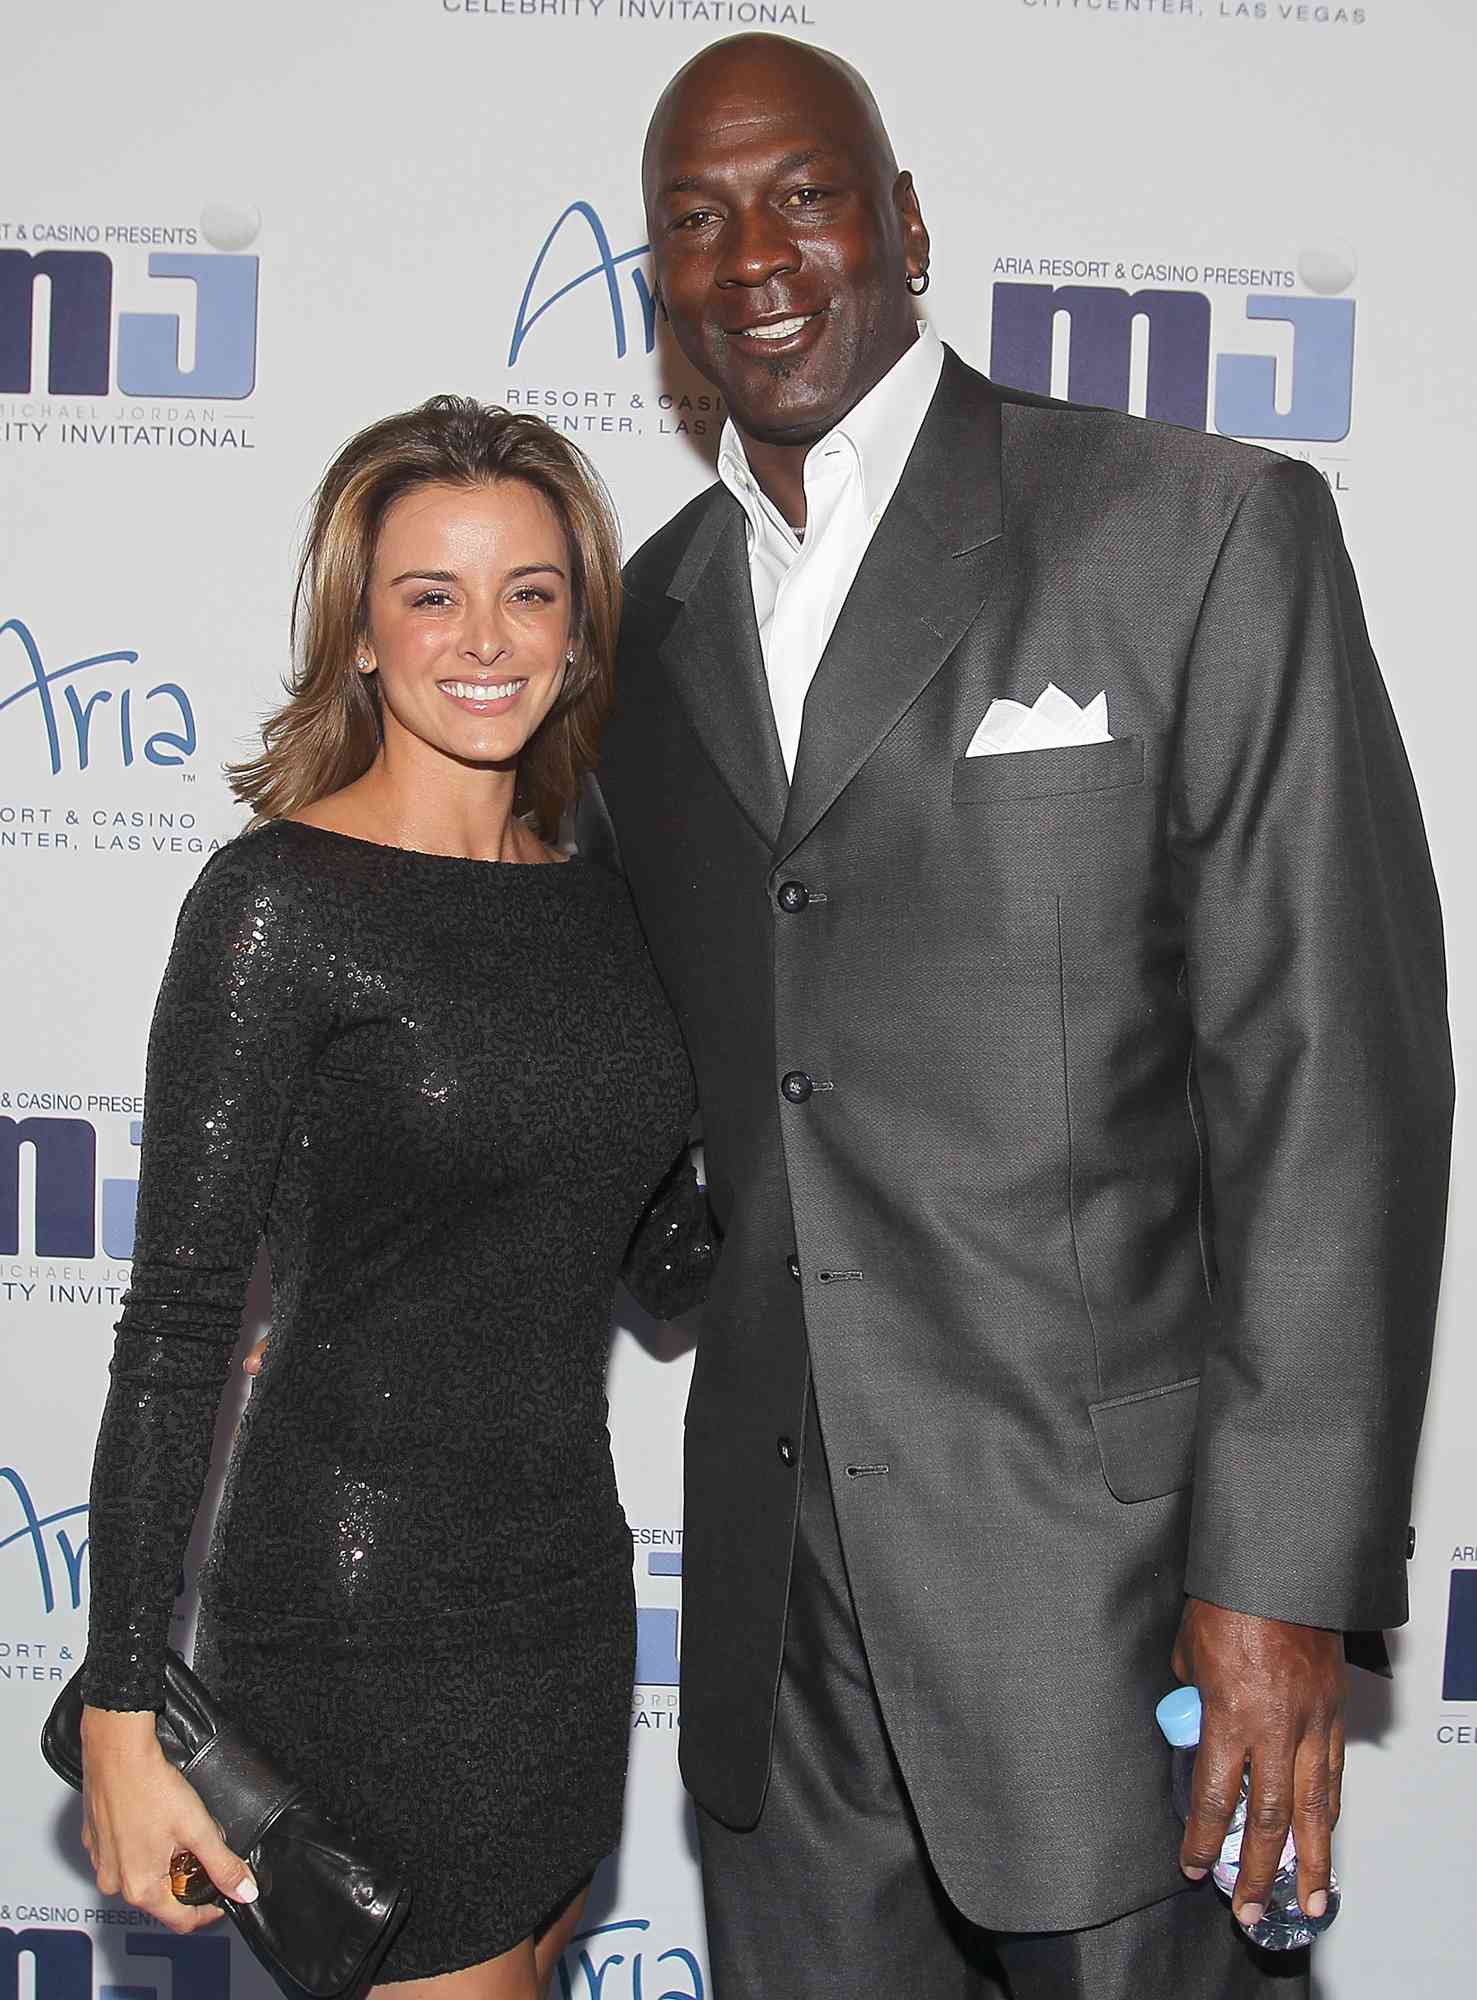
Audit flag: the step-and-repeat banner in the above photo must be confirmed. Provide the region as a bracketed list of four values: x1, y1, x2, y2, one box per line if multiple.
[4, 3, 1473, 1995]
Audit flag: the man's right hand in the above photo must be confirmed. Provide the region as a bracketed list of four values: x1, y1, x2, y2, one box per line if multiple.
[80, 1706, 258, 1933]
[242, 1336, 270, 1378]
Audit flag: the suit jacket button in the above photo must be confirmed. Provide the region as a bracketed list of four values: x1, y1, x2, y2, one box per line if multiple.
[777, 880, 810, 913]
[1408, 1525, 1417, 1559]
[777, 1435, 796, 1466]
[786, 1254, 802, 1283]
[781, 1070, 814, 1104]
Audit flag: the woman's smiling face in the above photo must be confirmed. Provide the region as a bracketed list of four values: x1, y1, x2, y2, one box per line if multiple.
[361, 478, 574, 772]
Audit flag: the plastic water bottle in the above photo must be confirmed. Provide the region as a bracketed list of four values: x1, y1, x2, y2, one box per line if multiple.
[1155, 1684, 1340, 1949]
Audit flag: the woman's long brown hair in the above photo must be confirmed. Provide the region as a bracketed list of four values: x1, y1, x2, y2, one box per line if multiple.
[228, 395, 622, 842]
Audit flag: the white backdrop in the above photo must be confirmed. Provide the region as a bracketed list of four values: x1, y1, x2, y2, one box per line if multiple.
[3, 3, 1473, 1995]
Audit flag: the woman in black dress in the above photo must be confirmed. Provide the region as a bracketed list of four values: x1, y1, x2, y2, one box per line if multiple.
[76, 397, 708, 1999]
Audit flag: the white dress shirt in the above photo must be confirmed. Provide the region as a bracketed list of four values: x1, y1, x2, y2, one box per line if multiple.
[717, 320, 946, 779]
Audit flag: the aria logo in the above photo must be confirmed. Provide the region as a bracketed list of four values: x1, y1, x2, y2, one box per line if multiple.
[556, 1921, 702, 2000]
[1, 617, 197, 778]
[0, 1467, 88, 1618]
[508, 201, 656, 367]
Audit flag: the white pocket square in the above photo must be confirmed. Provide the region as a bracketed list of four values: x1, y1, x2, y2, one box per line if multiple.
[966, 683, 1111, 757]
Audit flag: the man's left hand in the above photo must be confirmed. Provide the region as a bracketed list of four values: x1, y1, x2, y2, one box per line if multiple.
[1172, 1597, 1345, 1931]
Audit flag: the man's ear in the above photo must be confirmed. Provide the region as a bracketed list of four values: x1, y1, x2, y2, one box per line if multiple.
[894, 169, 931, 278]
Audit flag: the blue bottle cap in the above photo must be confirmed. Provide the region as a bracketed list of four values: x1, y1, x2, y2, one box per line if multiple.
[1155, 1685, 1202, 1748]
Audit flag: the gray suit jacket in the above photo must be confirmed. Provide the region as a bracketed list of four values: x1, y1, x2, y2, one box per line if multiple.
[586, 350, 1453, 1930]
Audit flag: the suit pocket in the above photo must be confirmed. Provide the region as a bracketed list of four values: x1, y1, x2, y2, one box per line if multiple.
[1088, 1374, 1199, 1503]
[952, 733, 1145, 803]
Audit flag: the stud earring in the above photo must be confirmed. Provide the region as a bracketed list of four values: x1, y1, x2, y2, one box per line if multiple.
[905, 269, 930, 296]
[565, 650, 575, 666]
[357, 656, 373, 674]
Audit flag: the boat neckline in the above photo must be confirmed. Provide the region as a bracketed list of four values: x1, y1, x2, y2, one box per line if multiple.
[266, 817, 584, 872]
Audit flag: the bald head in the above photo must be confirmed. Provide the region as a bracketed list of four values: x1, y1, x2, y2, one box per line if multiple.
[641, 33, 930, 473]
[643, 35, 899, 212]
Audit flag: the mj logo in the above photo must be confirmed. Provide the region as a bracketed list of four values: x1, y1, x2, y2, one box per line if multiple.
[989, 283, 1355, 443]
[0, 1115, 140, 1259]
[1443, 1570, 1477, 1703]
[0, 246, 259, 398]
[0, 1931, 226, 2000]
[508, 203, 656, 368]
[636, 1548, 682, 1687]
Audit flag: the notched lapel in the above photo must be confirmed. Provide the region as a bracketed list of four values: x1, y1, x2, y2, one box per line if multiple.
[776, 353, 1006, 865]
[658, 493, 789, 851]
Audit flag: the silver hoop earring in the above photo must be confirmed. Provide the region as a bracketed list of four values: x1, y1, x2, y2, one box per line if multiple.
[906, 269, 930, 296]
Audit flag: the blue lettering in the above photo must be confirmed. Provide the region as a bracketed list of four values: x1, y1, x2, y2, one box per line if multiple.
[0, 1929, 90, 2000]
[0, 250, 112, 395]
[58, 1529, 90, 1607]
[989, 280, 1357, 445]
[558, 1921, 702, 2000]
[0, 1468, 90, 1615]
[63, 681, 113, 772]
[990, 282, 1211, 430]
[1214, 294, 1355, 443]
[0, 1115, 95, 1256]
[0, 246, 257, 399]
[117, 254, 259, 400]
[654, 1948, 703, 2000]
[1444, 1569, 1477, 1703]
[0, 618, 197, 776]
[635, 1607, 680, 1686]
[143, 682, 198, 766]
[125, 1933, 230, 2000]
[508, 204, 652, 367]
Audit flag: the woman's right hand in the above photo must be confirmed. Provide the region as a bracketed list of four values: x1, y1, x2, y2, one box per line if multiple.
[80, 1706, 259, 1934]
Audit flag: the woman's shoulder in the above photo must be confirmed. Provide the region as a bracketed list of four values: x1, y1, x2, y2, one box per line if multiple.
[174, 818, 340, 943]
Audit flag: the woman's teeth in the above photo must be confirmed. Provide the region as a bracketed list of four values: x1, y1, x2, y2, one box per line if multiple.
[440, 680, 521, 701]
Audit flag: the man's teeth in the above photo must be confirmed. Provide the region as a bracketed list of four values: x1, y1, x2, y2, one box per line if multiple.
[743, 316, 812, 342]
[441, 680, 521, 702]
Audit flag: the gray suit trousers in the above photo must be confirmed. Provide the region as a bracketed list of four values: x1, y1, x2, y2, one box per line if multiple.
[695, 1390, 1309, 2000]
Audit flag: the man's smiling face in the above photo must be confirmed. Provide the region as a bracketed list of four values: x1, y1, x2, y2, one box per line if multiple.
[643, 37, 928, 452]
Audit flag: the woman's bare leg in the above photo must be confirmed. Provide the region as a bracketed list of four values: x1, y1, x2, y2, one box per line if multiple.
[375, 1940, 540, 2000]
[370, 1874, 593, 2000]
[533, 1878, 592, 1992]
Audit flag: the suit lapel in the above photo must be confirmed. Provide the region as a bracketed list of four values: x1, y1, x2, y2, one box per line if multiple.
[658, 489, 789, 851]
[775, 352, 1006, 866]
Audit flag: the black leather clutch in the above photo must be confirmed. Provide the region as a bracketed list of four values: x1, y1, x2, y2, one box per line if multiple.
[42, 1650, 410, 2000]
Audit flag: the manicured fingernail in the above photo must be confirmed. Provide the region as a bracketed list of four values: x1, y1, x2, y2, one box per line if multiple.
[1238, 1902, 1265, 1929]
[1307, 1890, 1328, 1918]
[234, 1876, 258, 1904]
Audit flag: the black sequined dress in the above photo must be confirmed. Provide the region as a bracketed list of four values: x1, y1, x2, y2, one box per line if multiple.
[83, 820, 708, 1978]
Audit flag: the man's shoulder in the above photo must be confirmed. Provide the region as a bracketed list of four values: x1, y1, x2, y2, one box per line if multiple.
[988, 370, 1295, 501]
[621, 481, 729, 610]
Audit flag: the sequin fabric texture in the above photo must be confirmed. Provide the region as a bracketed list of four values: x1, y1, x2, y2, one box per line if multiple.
[83, 820, 707, 1975]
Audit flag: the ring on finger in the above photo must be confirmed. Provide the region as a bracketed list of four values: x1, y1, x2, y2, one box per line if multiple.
[169, 1851, 213, 1905]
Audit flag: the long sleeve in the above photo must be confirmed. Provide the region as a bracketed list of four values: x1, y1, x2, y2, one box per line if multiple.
[623, 1144, 715, 1324]
[83, 841, 332, 1708]
[581, 777, 715, 1322]
[1170, 460, 1454, 1632]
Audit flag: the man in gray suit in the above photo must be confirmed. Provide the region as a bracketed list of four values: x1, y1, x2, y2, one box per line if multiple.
[583, 31, 1453, 1998]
